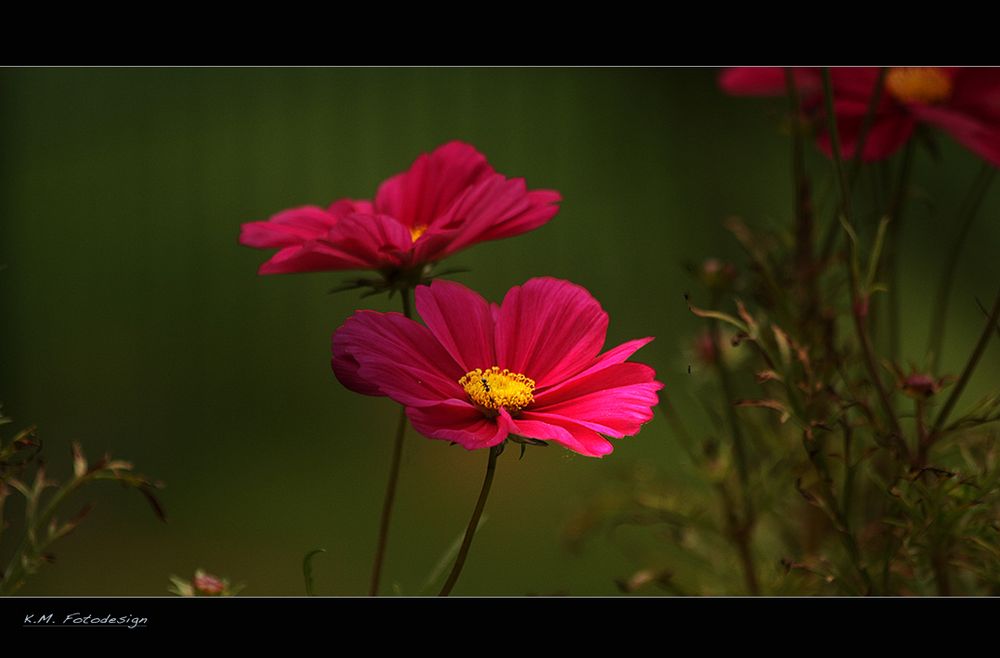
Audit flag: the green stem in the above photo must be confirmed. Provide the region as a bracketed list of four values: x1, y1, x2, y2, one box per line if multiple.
[439, 443, 502, 596]
[716, 481, 760, 595]
[932, 552, 952, 596]
[818, 68, 885, 265]
[926, 286, 1000, 454]
[804, 432, 874, 594]
[786, 69, 818, 337]
[400, 286, 412, 318]
[822, 69, 852, 224]
[368, 288, 412, 596]
[708, 316, 759, 595]
[847, 68, 887, 187]
[1, 477, 85, 595]
[841, 419, 855, 522]
[927, 164, 996, 373]
[852, 279, 908, 460]
[885, 142, 915, 370]
[656, 393, 698, 464]
[822, 69, 906, 458]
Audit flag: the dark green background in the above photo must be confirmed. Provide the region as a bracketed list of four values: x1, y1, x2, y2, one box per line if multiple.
[1, 68, 997, 595]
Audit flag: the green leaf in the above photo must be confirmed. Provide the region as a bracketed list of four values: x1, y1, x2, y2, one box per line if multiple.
[302, 548, 327, 596]
[864, 216, 890, 292]
[685, 296, 748, 333]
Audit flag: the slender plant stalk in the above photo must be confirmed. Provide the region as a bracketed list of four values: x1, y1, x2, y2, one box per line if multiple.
[822, 69, 906, 455]
[439, 443, 502, 596]
[804, 430, 874, 594]
[926, 287, 1000, 455]
[657, 392, 698, 463]
[884, 141, 915, 370]
[659, 393, 757, 594]
[841, 419, 855, 521]
[823, 70, 853, 224]
[786, 69, 819, 339]
[847, 68, 887, 187]
[932, 552, 952, 596]
[708, 317, 759, 595]
[368, 288, 412, 596]
[927, 164, 997, 372]
[1, 475, 85, 595]
[818, 68, 886, 265]
[715, 481, 759, 595]
[851, 240, 907, 456]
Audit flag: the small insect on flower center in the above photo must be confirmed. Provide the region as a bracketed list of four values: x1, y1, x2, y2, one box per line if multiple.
[460, 367, 535, 414]
[410, 225, 428, 242]
[886, 67, 952, 105]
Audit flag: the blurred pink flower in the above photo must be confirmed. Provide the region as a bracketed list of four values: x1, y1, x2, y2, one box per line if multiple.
[720, 67, 1000, 166]
[239, 141, 561, 275]
[193, 571, 225, 595]
[331, 278, 663, 457]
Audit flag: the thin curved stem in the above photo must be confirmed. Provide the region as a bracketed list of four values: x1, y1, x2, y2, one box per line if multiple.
[884, 141, 915, 371]
[1, 476, 86, 595]
[709, 317, 759, 595]
[787, 68, 818, 337]
[927, 286, 1000, 453]
[927, 164, 996, 372]
[368, 288, 412, 596]
[818, 68, 885, 265]
[439, 443, 502, 596]
[822, 69, 906, 456]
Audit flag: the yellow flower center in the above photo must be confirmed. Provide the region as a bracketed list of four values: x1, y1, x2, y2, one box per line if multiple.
[459, 367, 535, 414]
[410, 224, 428, 242]
[886, 67, 952, 104]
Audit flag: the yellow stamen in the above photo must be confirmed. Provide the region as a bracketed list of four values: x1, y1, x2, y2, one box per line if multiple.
[410, 224, 428, 242]
[459, 367, 535, 414]
[886, 67, 952, 104]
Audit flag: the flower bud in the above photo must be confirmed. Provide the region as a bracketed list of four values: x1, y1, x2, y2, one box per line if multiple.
[168, 569, 243, 597]
[694, 331, 717, 366]
[194, 570, 226, 595]
[853, 295, 870, 319]
[902, 372, 940, 399]
[699, 259, 738, 292]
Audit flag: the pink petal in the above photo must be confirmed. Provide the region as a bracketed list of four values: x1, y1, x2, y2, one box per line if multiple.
[534, 337, 654, 399]
[470, 188, 562, 243]
[257, 242, 372, 275]
[507, 413, 613, 457]
[912, 104, 1000, 168]
[829, 67, 885, 103]
[328, 198, 374, 216]
[950, 69, 1000, 122]
[323, 213, 415, 270]
[243, 200, 380, 274]
[495, 277, 609, 387]
[374, 141, 495, 230]
[816, 112, 916, 162]
[407, 401, 510, 450]
[415, 280, 496, 372]
[239, 206, 337, 248]
[535, 359, 658, 406]
[530, 378, 662, 436]
[531, 361, 662, 436]
[330, 346, 382, 397]
[331, 310, 465, 407]
[411, 175, 560, 264]
[719, 67, 822, 98]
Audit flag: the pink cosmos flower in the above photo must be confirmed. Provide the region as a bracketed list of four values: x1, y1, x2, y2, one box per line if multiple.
[331, 278, 663, 457]
[239, 141, 562, 276]
[193, 570, 226, 595]
[719, 67, 1000, 167]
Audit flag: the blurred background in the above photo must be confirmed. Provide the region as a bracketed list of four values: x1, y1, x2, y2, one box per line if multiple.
[1, 67, 998, 595]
